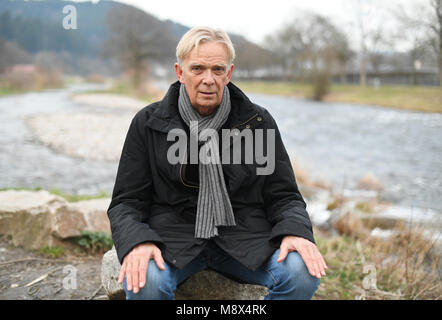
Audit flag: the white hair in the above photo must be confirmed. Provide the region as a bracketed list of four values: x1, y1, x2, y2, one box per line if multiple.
[176, 26, 236, 66]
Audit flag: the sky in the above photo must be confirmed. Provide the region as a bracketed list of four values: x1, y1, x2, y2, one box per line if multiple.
[79, 0, 429, 51]
[114, 0, 428, 46]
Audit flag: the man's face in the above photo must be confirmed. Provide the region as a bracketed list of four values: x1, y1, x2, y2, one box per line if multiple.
[175, 41, 234, 117]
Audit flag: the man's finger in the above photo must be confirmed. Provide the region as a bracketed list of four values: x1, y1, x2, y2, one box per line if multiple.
[118, 260, 126, 284]
[138, 257, 148, 288]
[298, 247, 317, 278]
[317, 251, 328, 275]
[308, 246, 322, 278]
[132, 257, 140, 294]
[126, 259, 133, 291]
[321, 255, 328, 270]
[153, 250, 166, 270]
[277, 246, 289, 263]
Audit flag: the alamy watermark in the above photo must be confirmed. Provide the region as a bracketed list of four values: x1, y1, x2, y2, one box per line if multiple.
[62, 5, 77, 30]
[62, 264, 77, 290]
[167, 122, 276, 175]
[356, 241, 377, 300]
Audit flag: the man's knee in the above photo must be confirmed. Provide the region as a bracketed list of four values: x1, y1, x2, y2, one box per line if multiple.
[124, 260, 175, 300]
[270, 251, 320, 299]
[284, 252, 320, 295]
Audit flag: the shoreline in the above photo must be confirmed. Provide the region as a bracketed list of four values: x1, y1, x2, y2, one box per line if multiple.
[0, 187, 440, 300]
[235, 80, 442, 114]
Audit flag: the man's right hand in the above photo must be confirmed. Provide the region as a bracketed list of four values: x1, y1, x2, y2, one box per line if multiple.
[118, 242, 165, 294]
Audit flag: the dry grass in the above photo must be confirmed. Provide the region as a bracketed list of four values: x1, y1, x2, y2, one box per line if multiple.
[314, 215, 441, 300]
[81, 79, 162, 104]
[236, 80, 442, 114]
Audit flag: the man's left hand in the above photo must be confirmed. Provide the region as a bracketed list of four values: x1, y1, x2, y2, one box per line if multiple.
[277, 235, 328, 279]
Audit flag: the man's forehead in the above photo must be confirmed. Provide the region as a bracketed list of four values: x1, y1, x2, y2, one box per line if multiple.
[184, 42, 230, 65]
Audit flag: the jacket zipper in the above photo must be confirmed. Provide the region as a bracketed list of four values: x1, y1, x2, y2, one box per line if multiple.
[179, 113, 260, 189]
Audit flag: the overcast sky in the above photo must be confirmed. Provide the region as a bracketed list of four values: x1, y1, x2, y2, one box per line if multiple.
[79, 0, 429, 50]
[113, 0, 428, 46]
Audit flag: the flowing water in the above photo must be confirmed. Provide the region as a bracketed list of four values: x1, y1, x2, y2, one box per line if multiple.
[0, 84, 441, 213]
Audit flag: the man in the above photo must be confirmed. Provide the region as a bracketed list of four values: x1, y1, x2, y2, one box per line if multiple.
[107, 26, 327, 300]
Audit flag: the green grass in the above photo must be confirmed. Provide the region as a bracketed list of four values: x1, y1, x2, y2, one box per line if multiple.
[75, 80, 156, 104]
[0, 187, 43, 192]
[39, 245, 65, 259]
[48, 188, 110, 202]
[236, 80, 442, 113]
[0, 87, 28, 96]
[0, 187, 110, 202]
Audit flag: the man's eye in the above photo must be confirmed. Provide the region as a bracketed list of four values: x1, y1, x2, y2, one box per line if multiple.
[192, 66, 201, 71]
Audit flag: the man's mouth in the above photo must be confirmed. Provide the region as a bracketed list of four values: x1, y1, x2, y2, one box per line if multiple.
[200, 92, 215, 96]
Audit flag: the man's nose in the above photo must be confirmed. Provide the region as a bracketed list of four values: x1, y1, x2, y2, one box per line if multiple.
[202, 70, 215, 85]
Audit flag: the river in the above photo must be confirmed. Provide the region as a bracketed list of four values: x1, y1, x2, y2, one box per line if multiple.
[0, 84, 441, 213]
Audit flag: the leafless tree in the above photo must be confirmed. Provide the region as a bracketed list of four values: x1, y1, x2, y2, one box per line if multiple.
[232, 35, 273, 79]
[265, 12, 352, 100]
[430, 0, 442, 86]
[394, 0, 441, 86]
[102, 6, 176, 88]
[353, 0, 397, 86]
[0, 36, 30, 73]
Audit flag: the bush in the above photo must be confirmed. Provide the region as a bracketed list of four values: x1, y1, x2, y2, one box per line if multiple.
[311, 71, 330, 101]
[39, 245, 64, 259]
[75, 230, 113, 254]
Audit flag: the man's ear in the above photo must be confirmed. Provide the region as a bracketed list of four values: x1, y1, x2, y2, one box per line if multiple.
[225, 64, 234, 85]
[175, 63, 184, 83]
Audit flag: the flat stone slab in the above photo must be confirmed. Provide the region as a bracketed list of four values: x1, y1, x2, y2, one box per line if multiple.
[0, 190, 111, 250]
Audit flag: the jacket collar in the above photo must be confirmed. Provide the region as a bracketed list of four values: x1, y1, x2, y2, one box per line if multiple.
[146, 81, 260, 133]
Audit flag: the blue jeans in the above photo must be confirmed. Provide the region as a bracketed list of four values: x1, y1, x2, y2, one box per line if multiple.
[123, 241, 320, 300]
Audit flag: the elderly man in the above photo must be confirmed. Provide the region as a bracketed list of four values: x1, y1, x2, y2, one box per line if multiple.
[107, 26, 327, 300]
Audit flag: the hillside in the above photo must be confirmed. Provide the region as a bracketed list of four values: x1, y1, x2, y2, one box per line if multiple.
[0, 0, 272, 72]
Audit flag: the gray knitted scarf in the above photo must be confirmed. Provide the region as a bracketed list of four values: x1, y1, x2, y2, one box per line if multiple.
[178, 84, 236, 238]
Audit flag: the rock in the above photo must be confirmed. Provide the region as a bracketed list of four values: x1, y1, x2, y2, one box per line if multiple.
[101, 248, 126, 300]
[68, 198, 112, 234]
[306, 201, 332, 229]
[0, 190, 111, 250]
[101, 247, 268, 300]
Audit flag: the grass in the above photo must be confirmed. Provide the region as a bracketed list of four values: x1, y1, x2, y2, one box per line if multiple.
[2, 181, 440, 299]
[76, 80, 158, 104]
[314, 218, 441, 300]
[38, 245, 65, 259]
[48, 188, 110, 202]
[0, 187, 110, 202]
[0, 87, 28, 96]
[236, 80, 442, 114]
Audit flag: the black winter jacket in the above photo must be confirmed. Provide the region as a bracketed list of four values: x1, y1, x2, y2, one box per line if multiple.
[107, 81, 315, 271]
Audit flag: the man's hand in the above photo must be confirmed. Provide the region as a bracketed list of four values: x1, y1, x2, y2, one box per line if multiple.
[277, 235, 327, 279]
[118, 242, 165, 294]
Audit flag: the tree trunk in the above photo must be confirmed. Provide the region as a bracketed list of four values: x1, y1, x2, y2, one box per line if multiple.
[360, 53, 367, 87]
[439, 38, 442, 86]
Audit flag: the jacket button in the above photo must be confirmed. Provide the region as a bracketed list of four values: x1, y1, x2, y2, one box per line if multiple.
[233, 129, 240, 136]
[172, 259, 177, 264]
[257, 116, 262, 122]
[245, 124, 251, 129]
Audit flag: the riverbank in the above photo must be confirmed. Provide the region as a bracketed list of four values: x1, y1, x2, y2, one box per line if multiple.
[1, 84, 440, 299]
[0, 187, 440, 300]
[72, 80, 164, 105]
[235, 81, 442, 114]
